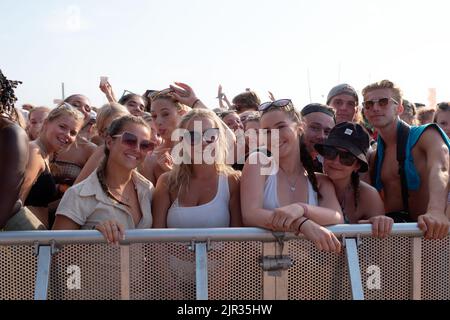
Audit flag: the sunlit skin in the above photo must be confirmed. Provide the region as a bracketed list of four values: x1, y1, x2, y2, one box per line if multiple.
[124, 96, 146, 117]
[329, 94, 358, 124]
[66, 95, 91, 124]
[223, 113, 244, 131]
[27, 109, 49, 140]
[151, 99, 183, 143]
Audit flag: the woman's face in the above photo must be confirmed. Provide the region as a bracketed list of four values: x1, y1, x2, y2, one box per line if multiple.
[223, 113, 244, 131]
[67, 95, 91, 122]
[151, 99, 182, 141]
[435, 111, 450, 138]
[260, 110, 301, 159]
[183, 117, 219, 162]
[107, 123, 152, 170]
[323, 146, 360, 181]
[124, 96, 146, 116]
[43, 115, 83, 152]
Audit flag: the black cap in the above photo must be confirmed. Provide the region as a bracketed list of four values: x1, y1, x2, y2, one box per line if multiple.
[314, 122, 370, 172]
[301, 103, 336, 122]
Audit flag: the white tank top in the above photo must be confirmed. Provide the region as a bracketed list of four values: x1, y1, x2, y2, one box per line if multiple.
[167, 175, 231, 228]
[262, 160, 319, 210]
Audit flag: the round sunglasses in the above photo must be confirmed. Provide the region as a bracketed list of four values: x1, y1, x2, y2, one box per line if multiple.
[112, 131, 154, 153]
[362, 97, 398, 110]
[258, 99, 293, 112]
[321, 145, 357, 166]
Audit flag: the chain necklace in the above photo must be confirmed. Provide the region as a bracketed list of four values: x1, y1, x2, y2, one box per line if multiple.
[280, 167, 301, 192]
[35, 137, 50, 159]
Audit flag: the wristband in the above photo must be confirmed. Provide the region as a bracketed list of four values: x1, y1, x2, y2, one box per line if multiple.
[191, 99, 201, 108]
[297, 218, 310, 233]
[298, 203, 309, 218]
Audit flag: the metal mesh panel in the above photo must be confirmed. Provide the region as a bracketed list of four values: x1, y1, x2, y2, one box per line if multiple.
[359, 236, 412, 300]
[0, 245, 37, 300]
[48, 244, 121, 300]
[287, 239, 351, 300]
[129, 242, 196, 300]
[421, 237, 450, 299]
[208, 241, 262, 300]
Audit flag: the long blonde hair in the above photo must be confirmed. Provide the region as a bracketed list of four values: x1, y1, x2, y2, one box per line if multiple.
[168, 109, 238, 194]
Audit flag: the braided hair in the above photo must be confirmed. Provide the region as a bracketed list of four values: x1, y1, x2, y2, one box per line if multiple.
[0, 69, 22, 122]
[351, 171, 360, 209]
[96, 114, 150, 206]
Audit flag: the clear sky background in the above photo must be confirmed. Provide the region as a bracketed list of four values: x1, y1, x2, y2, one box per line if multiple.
[1, 0, 449, 110]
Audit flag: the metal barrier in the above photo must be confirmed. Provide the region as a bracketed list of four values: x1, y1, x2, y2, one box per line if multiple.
[0, 223, 449, 300]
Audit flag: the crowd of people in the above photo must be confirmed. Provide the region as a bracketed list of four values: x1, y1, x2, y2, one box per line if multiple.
[1, 68, 449, 253]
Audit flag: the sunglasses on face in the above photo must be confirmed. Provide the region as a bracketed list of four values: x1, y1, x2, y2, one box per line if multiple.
[112, 131, 154, 152]
[362, 97, 399, 110]
[321, 145, 357, 166]
[183, 128, 220, 145]
[258, 99, 293, 112]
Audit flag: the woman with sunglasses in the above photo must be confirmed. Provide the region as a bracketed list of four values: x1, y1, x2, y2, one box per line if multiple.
[241, 99, 344, 253]
[53, 115, 153, 244]
[20, 104, 85, 228]
[315, 122, 393, 238]
[152, 108, 242, 228]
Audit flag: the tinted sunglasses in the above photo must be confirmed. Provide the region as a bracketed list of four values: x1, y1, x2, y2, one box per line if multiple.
[321, 145, 357, 166]
[362, 97, 399, 110]
[183, 128, 220, 145]
[112, 131, 154, 152]
[258, 99, 292, 112]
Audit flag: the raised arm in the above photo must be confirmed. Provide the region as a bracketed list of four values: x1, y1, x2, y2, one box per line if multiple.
[169, 82, 208, 109]
[99, 79, 117, 103]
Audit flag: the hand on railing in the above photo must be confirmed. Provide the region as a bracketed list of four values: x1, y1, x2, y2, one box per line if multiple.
[296, 219, 342, 253]
[358, 216, 393, 239]
[417, 212, 450, 240]
[95, 219, 125, 245]
[271, 203, 305, 230]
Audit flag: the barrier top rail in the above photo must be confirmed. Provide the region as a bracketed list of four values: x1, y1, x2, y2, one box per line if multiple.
[0, 223, 438, 246]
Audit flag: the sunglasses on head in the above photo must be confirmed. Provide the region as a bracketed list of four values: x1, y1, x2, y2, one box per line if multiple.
[258, 99, 293, 112]
[112, 131, 154, 153]
[362, 97, 399, 110]
[183, 128, 220, 145]
[321, 145, 357, 166]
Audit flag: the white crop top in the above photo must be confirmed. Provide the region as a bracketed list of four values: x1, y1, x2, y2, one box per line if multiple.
[167, 175, 231, 228]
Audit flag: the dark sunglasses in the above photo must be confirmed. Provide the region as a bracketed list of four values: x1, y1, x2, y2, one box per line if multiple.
[362, 97, 398, 110]
[321, 145, 357, 166]
[258, 99, 293, 112]
[183, 128, 220, 145]
[112, 131, 154, 152]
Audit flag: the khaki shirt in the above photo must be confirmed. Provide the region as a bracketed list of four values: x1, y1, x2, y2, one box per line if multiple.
[56, 169, 153, 229]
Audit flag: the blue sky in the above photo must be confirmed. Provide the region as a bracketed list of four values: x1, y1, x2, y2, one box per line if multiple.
[1, 0, 449, 110]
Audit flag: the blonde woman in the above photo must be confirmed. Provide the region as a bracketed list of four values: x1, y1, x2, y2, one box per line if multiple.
[20, 104, 84, 228]
[152, 109, 242, 228]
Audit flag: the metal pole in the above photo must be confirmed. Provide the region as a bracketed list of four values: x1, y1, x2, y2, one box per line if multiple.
[195, 242, 208, 300]
[34, 245, 52, 300]
[62, 82, 65, 100]
[345, 238, 364, 300]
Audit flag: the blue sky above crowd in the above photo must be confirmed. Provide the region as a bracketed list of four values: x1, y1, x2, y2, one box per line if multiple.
[1, 0, 449, 110]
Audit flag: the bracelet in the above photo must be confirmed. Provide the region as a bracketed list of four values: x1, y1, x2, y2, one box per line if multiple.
[297, 218, 310, 233]
[191, 99, 201, 108]
[298, 203, 309, 218]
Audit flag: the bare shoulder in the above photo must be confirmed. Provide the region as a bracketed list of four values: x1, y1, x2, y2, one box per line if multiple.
[359, 180, 380, 198]
[315, 173, 334, 188]
[417, 125, 448, 151]
[227, 170, 241, 190]
[156, 171, 171, 187]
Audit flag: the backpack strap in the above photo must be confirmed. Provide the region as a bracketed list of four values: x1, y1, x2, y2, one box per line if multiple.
[396, 120, 411, 213]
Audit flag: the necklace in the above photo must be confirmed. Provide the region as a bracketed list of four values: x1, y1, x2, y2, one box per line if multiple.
[280, 167, 301, 192]
[35, 138, 50, 159]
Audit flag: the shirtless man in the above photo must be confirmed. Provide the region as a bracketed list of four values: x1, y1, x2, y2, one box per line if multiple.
[363, 80, 449, 239]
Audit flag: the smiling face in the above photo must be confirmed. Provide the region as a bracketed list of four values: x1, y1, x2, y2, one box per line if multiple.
[124, 95, 146, 116]
[66, 95, 91, 122]
[106, 122, 152, 170]
[42, 114, 83, 153]
[222, 112, 244, 131]
[322, 146, 360, 181]
[302, 112, 335, 155]
[260, 109, 301, 159]
[151, 98, 183, 141]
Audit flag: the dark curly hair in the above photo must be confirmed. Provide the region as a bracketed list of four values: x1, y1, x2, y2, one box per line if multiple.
[0, 69, 22, 122]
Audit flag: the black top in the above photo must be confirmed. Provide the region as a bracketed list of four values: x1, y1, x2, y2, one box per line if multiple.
[25, 162, 57, 207]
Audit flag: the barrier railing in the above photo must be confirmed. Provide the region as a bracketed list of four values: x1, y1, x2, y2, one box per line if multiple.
[0, 223, 449, 300]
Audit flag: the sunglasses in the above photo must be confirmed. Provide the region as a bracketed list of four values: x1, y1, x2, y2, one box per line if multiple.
[258, 99, 293, 112]
[362, 97, 399, 110]
[112, 131, 154, 152]
[183, 128, 220, 145]
[321, 145, 357, 166]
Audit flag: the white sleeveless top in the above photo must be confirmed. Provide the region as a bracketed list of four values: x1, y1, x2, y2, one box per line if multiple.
[262, 159, 319, 210]
[167, 175, 231, 228]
